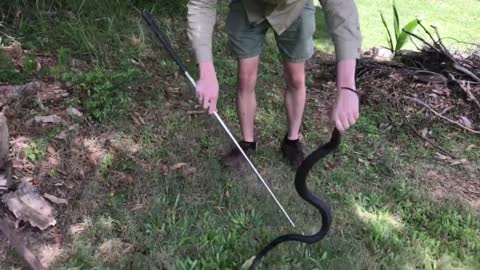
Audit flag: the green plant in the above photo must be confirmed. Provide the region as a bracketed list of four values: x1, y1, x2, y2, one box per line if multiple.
[51, 47, 71, 77]
[0, 52, 24, 84]
[24, 141, 46, 161]
[380, 1, 420, 54]
[23, 54, 37, 74]
[100, 154, 114, 176]
[62, 66, 140, 121]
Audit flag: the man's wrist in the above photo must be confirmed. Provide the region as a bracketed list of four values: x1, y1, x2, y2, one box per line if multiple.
[336, 59, 356, 90]
[199, 62, 216, 79]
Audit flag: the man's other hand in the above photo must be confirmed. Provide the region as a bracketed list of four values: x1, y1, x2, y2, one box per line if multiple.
[332, 88, 359, 132]
[197, 62, 219, 114]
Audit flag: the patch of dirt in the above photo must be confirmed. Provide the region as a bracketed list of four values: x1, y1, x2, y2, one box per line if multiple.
[94, 238, 133, 264]
[420, 166, 480, 211]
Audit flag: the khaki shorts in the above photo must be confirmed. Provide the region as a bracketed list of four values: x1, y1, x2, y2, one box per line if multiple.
[226, 0, 315, 62]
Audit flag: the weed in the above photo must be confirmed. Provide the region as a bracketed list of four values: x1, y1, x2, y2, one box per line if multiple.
[62, 67, 140, 121]
[100, 154, 114, 177]
[22, 54, 37, 75]
[51, 47, 71, 77]
[24, 140, 47, 161]
[142, 126, 155, 145]
[0, 53, 24, 84]
[111, 156, 135, 173]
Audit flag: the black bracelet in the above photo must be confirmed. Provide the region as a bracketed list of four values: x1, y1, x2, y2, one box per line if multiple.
[340, 87, 359, 96]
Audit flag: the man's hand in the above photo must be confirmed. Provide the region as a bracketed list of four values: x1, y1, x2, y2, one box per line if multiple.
[332, 89, 359, 132]
[331, 59, 360, 132]
[197, 62, 219, 114]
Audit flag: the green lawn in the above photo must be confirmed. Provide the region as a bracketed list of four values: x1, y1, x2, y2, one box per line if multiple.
[315, 0, 480, 52]
[0, 1, 479, 269]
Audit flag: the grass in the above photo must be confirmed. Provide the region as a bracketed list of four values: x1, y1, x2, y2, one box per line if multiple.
[1, 0, 479, 269]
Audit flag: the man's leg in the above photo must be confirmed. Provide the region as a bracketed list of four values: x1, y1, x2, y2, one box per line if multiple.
[221, 57, 260, 167]
[223, 0, 268, 167]
[275, 0, 315, 167]
[237, 56, 260, 142]
[283, 62, 306, 140]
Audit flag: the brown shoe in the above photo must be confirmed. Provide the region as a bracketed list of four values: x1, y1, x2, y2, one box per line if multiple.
[281, 135, 306, 169]
[222, 141, 256, 168]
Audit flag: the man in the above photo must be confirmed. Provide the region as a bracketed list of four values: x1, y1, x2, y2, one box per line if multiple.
[187, 0, 361, 168]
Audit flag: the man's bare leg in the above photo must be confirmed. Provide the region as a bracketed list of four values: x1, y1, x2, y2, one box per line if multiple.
[283, 62, 306, 140]
[237, 56, 260, 142]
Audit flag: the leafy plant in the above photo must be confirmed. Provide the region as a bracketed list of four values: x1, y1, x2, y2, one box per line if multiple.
[23, 54, 37, 74]
[24, 141, 46, 161]
[100, 154, 114, 177]
[62, 66, 140, 121]
[380, 1, 420, 53]
[0, 52, 24, 84]
[52, 47, 72, 77]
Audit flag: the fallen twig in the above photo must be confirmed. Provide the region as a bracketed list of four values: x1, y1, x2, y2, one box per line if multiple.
[407, 23, 480, 83]
[453, 63, 480, 83]
[430, 25, 456, 61]
[403, 30, 442, 54]
[404, 121, 455, 158]
[404, 96, 480, 134]
[458, 81, 480, 110]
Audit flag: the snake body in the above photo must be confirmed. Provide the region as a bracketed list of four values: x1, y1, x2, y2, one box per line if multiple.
[252, 128, 342, 269]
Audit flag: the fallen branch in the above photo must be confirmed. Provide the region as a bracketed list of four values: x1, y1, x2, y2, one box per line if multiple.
[406, 23, 480, 83]
[405, 122, 455, 158]
[430, 25, 456, 61]
[458, 81, 480, 110]
[403, 30, 442, 54]
[404, 96, 480, 134]
[0, 218, 47, 270]
[453, 63, 480, 83]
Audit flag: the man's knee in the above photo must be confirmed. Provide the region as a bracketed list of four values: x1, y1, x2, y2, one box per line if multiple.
[285, 72, 305, 91]
[238, 58, 259, 92]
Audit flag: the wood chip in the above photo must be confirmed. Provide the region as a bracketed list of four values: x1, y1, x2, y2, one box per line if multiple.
[450, 159, 468, 166]
[170, 162, 188, 170]
[43, 193, 68, 205]
[420, 127, 429, 138]
[459, 116, 473, 129]
[31, 115, 63, 125]
[434, 152, 451, 161]
[69, 223, 85, 235]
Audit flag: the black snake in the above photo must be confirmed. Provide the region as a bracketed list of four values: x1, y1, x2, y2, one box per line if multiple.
[251, 128, 342, 269]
